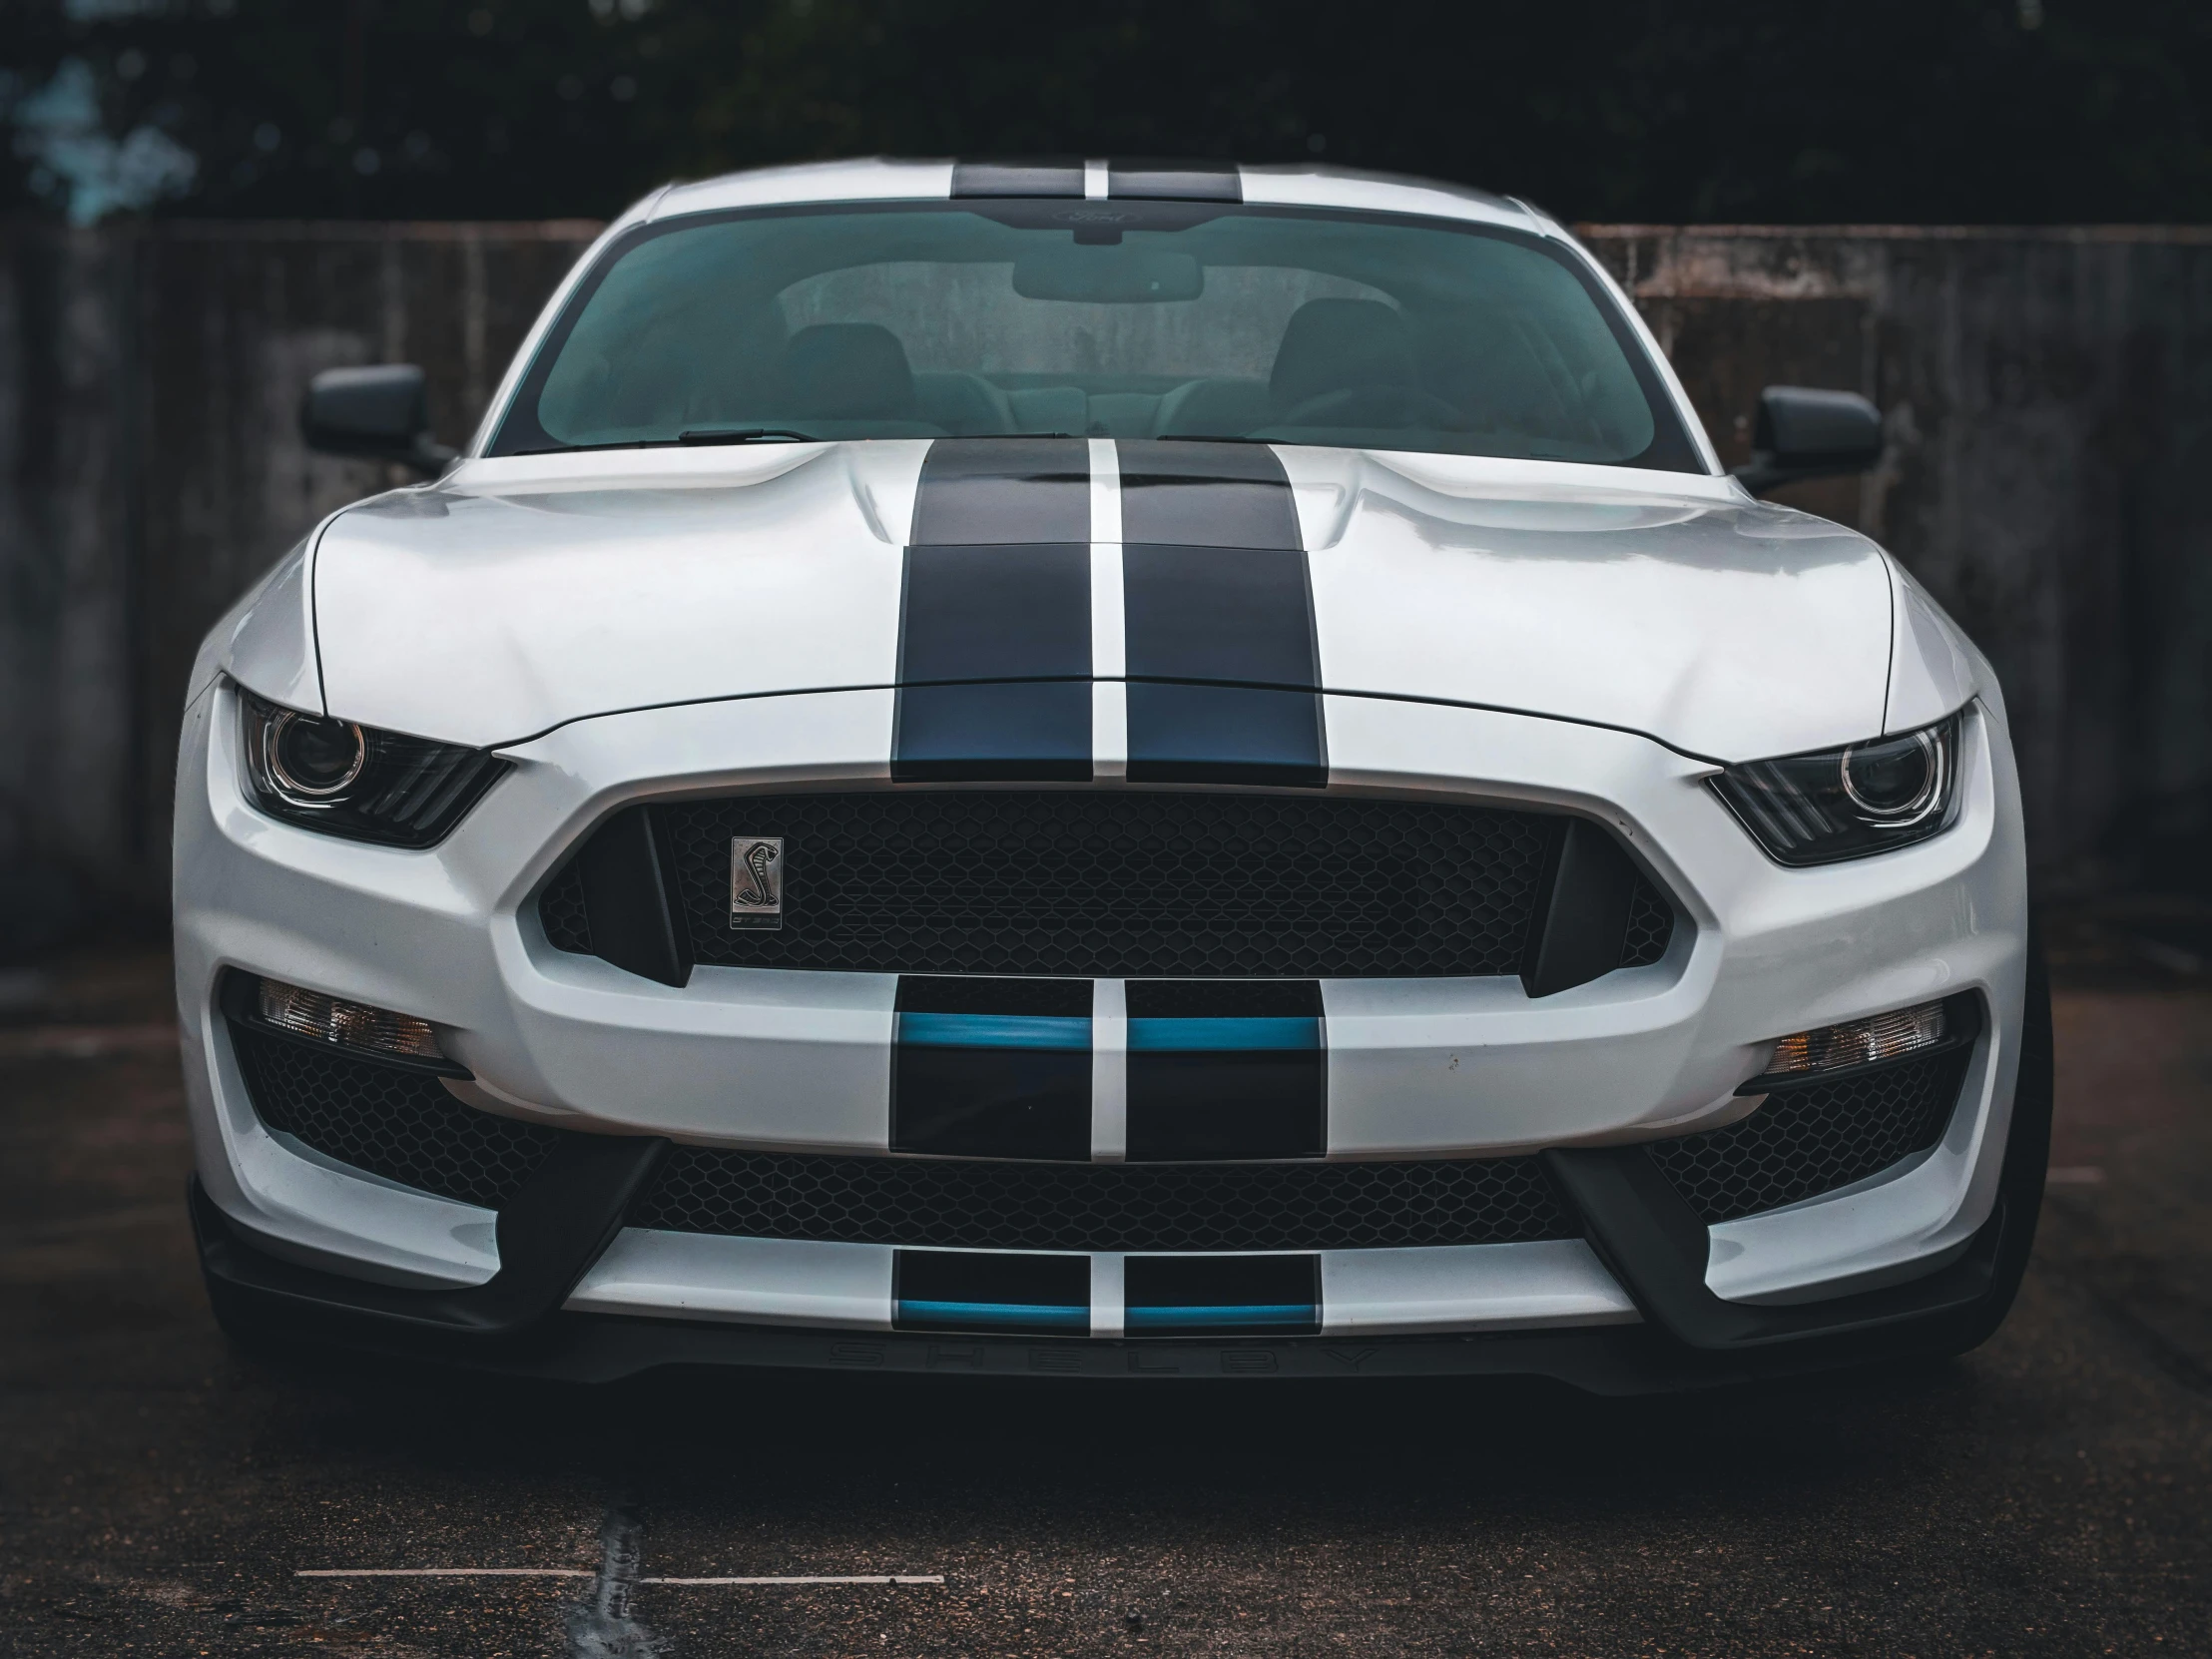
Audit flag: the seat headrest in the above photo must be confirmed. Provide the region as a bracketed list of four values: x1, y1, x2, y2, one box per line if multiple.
[776, 323, 918, 421]
[1268, 298, 1416, 415]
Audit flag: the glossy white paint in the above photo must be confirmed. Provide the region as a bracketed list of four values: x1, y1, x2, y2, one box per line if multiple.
[647, 156, 957, 225]
[1318, 1240, 1639, 1335]
[1885, 559, 1987, 736]
[569, 1232, 895, 1330]
[305, 437, 1917, 763]
[313, 443, 926, 748]
[1283, 446, 1900, 760]
[193, 533, 321, 713]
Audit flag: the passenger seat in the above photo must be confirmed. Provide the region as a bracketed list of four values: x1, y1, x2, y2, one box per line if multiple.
[773, 323, 943, 435]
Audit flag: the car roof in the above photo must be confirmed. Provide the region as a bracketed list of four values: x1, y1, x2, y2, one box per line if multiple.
[633, 156, 1553, 239]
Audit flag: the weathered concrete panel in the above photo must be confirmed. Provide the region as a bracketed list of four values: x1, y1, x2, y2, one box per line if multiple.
[1585, 226, 2212, 897]
[1, 218, 2207, 949]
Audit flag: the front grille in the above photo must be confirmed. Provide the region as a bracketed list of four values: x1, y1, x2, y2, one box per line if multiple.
[230, 1023, 558, 1210]
[540, 789, 1676, 979]
[633, 1148, 1579, 1252]
[1647, 1047, 1973, 1224]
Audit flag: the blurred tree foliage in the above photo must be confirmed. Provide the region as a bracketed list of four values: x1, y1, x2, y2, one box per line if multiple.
[4, 0, 2210, 223]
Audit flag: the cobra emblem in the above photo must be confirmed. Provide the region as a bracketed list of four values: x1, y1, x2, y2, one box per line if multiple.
[735, 839, 778, 908]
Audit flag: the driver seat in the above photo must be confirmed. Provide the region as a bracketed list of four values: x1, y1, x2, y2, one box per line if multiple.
[1267, 298, 1418, 421]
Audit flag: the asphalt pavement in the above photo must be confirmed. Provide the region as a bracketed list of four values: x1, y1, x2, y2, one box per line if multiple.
[2, 939, 2207, 1657]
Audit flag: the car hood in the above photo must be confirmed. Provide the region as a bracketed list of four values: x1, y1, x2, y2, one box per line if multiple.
[300, 440, 1904, 762]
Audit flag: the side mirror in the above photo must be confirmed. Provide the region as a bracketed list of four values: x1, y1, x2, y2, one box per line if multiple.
[300, 364, 455, 475]
[1731, 385, 1883, 496]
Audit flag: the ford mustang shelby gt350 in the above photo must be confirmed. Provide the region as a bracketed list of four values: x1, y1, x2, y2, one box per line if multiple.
[178, 158, 2048, 1390]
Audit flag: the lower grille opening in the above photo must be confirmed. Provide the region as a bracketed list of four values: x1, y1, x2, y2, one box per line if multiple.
[231, 1022, 557, 1210]
[632, 1147, 1579, 1252]
[1645, 1046, 1974, 1224]
[229, 1011, 1975, 1251]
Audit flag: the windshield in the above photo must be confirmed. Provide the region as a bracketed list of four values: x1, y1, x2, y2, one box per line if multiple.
[489, 201, 1704, 471]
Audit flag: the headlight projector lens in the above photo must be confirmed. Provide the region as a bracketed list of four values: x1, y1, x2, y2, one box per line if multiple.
[268, 711, 366, 799]
[1840, 729, 1942, 822]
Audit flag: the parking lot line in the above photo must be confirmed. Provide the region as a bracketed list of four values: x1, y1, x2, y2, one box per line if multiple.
[642, 1575, 946, 1586]
[296, 1568, 945, 1585]
[302, 1574, 601, 1583]
[297, 1568, 595, 1579]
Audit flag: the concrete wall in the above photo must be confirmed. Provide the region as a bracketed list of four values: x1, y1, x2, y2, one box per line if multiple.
[1587, 226, 2212, 907]
[1, 218, 2206, 951]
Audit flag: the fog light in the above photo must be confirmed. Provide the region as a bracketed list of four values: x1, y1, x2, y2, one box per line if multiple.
[1767, 999, 1947, 1078]
[256, 977, 446, 1064]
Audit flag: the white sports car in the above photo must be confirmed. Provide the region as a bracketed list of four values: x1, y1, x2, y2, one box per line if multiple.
[178, 158, 2048, 1390]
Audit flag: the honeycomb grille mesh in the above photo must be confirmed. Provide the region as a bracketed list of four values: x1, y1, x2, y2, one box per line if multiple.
[1646, 1048, 1972, 1224]
[1620, 875, 1675, 968]
[539, 790, 1676, 979]
[632, 1149, 1580, 1251]
[231, 1023, 558, 1211]
[537, 869, 593, 956]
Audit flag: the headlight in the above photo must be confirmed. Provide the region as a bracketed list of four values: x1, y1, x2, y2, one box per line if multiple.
[238, 687, 509, 847]
[1710, 711, 1963, 865]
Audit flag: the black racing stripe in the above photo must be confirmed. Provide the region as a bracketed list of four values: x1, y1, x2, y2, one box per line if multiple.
[950, 160, 1086, 199]
[910, 438, 1091, 546]
[892, 685, 1091, 783]
[894, 1250, 1089, 1335]
[1121, 543, 1317, 686]
[1123, 1254, 1320, 1336]
[1107, 159, 1242, 203]
[1125, 980, 1325, 1161]
[1116, 440, 1325, 787]
[1125, 980, 1324, 1018]
[895, 439, 1093, 783]
[891, 975, 1092, 1161]
[898, 543, 1091, 683]
[1124, 684, 1325, 789]
[1117, 439, 1300, 549]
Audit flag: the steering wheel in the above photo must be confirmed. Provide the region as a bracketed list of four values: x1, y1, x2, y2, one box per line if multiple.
[1275, 383, 1469, 430]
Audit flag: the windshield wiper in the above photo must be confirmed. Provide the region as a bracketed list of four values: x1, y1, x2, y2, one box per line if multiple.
[676, 427, 820, 446]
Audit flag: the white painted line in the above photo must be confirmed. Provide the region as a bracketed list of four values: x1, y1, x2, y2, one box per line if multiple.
[1087, 435, 1122, 547]
[297, 1568, 594, 1579]
[1090, 1252, 1125, 1340]
[1091, 977, 1127, 1163]
[1091, 679, 1127, 782]
[295, 1568, 945, 1586]
[641, 1575, 945, 1586]
[1088, 436, 1129, 783]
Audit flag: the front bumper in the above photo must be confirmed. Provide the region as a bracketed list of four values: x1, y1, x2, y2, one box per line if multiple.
[176, 676, 2030, 1372]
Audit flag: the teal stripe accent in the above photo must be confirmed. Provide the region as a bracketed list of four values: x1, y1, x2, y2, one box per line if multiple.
[1125, 1304, 1317, 1330]
[1126, 1016, 1320, 1052]
[896, 1012, 1091, 1051]
[896, 1300, 1088, 1332]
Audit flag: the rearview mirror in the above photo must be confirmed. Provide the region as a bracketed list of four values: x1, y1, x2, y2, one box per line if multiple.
[1731, 385, 1883, 496]
[1011, 248, 1204, 302]
[300, 364, 455, 475]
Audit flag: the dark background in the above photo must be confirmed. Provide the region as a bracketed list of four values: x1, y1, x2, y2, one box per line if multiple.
[3, 1, 2211, 961]
[6, 0, 2212, 227]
